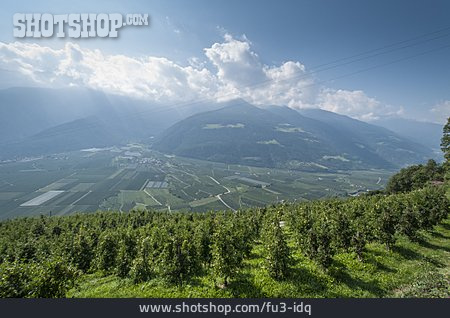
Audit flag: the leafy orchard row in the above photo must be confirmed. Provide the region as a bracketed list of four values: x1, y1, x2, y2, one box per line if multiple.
[0, 185, 448, 297]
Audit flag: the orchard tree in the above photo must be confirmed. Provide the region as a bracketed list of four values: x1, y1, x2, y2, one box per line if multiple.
[346, 198, 372, 260]
[29, 258, 78, 298]
[288, 203, 313, 252]
[157, 228, 200, 285]
[396, 193, 421, 241]
[71, 227, 93, 273]
[371, 196, 399, 250]
[193, 220, 213, 267]
[211, 215, 243, 287]
[96, 231, 118, 274]
[130, 236, 153, 283]
[309, 211, 335, 268]
[0, 261, 33, 297]
[385, 160, 444, 194]
[261, 208, 291, 280]
[230, 212, 254, 259]
[421, 186, 449, 226]
[329, 200, 352, 251]
[0, 258, 77, 298]
[116, 231, 137, 278]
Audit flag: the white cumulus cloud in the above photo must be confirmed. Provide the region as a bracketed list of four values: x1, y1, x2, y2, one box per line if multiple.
[204, 34, 316, 107]
[0, 41, 219, 102]
[318, 89, 403, 121]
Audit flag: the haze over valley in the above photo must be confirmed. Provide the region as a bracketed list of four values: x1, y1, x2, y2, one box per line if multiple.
[0, 86, 444, 219]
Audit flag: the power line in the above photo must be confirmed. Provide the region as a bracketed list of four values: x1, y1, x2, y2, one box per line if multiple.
[309, 25, 450, 69]
[268, 43, 450, 101]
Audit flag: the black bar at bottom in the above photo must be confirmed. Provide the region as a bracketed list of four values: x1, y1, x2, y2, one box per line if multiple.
[0, 298, 448, 318]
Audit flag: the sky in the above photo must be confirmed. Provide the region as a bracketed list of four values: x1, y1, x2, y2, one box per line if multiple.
[0, 0, 449, 123]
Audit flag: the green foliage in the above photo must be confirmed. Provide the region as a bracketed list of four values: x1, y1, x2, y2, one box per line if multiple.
[287, 203, 314, 252]
[309, 210, 335, 268]
[394, 271, 449, 298]
[96, 232, 118, 273]
[329, 200, 352, 251]
[396, 193, 421, 241]
[156, 227, 200, 285]
[373, 195, 400, 249]
[231, 211, 255, 259]
[346, 199, 372, 260]
[28, 258, 78, 298]
[261, 208, 291, 279]
[130, 237, 153, 283]
[16, 241, 37, 263]
[0, 180, 448, 297]
[287, 185, 448, 267]
[385, 159, 444, 194]
[66, 217, 450, 298]
[116, 231, 137, 278]
[70, 228, 93, 273]
[0, 258, 77, 298]
[193, 219, 213, 267]
[0, 261, 34, 297]
[211, 215, 244, 286]
[425, 186, 449, 224]
[31, 219, 46, 237]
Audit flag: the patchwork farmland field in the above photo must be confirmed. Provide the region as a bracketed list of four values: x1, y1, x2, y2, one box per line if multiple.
[0, 145, 394, 220]
[20, 190, 64, 206]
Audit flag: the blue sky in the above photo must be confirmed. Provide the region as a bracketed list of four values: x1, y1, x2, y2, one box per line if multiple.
[0, 0, 449, 123]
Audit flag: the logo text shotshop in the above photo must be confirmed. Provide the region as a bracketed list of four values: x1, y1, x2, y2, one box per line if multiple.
[13, 13, 149, 38]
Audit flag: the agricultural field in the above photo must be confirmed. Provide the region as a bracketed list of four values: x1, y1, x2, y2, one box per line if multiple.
[0, 144, 394, 220]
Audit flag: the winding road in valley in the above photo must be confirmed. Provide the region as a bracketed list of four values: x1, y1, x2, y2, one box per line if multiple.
[209, 175, 236, 212]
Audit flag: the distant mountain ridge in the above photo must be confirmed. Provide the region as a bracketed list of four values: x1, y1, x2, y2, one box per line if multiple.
[371, 117, 443, 151]
[0, 87, 219, 159]
[153, 100, 436, 170]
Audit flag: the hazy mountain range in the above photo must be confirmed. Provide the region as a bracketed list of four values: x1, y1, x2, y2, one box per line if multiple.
[372, 117, 443, 151]
[154, 101, 437, 170]
[0, 87, 443, 170]
[0, 87, 219, 158]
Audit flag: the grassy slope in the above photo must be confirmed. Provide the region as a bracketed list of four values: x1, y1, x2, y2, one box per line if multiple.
[68, 217, 450, 298]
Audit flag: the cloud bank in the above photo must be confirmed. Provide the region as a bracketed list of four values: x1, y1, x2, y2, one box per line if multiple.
[0, 34, 421, 121]
[429, 100, 450, 124]
[318, 89, 404, 121]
